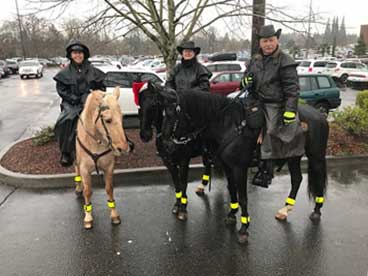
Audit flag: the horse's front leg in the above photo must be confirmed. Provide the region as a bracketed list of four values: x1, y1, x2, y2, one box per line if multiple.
[195, 152, 212, 196]
[236, 167, 250, 244]
[223, 164, 239, 225]
[161, 157, 181, 215]
[74, 165, 83, 197]
[104, 164, 121, 225]
[275, 157, 302, 221]
[80, 166, 93, 229]
[177, 158, 190, 221]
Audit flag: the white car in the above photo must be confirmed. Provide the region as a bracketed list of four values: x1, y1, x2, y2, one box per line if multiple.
[19, 60, 43, 79]
[205, 61, 246, 73]
[325, 61, 367, 84]
[100, 67, 164, 116]
[297, 60, 329, 75]
[347, 68, 368, 89]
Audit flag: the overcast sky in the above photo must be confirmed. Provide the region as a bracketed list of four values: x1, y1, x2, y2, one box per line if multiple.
[0, 0, 366, 37]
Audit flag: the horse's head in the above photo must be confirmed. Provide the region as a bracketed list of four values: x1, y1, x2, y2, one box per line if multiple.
[137, 81, 168, 142]
[90, 88, 131, 156]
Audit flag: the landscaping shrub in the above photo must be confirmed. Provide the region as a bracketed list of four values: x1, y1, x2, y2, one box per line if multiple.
[32, 126, 55, 146]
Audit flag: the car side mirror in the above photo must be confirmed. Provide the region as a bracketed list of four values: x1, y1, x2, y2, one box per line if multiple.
[212, 80, 217, 84]
[117, 65, 121, 69]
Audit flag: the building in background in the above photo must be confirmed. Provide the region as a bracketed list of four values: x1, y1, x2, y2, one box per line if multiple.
[360, 25, 368, 45]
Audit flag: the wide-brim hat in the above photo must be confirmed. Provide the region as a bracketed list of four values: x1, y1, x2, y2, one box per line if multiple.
[257, 25, 282, 39]
[176, 41, 201, 55]
[66, 39, 90, 59]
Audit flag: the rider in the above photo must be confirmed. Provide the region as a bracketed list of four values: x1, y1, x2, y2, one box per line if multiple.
[240, 25, 304, 188]
[54, 40, 106, 166]
[166, 40, 212, 92]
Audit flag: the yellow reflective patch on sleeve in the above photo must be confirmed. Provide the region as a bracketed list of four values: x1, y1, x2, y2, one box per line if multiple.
[241, 216, 250, 224]
[286, 197, 296, 206]
[84, 204, 92, 212]
[74, 176, 82, 182]
[181, 197, 188, 204]
[202, 175, 210, 181]
[175, 192, 182, 199]
[315, 197, 324, 204]
[230, 202, 239, 209]
[107, 201, 116, 209]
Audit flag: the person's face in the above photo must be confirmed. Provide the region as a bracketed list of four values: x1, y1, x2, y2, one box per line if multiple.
[71, 51, 85, 64]
[259, 36, 279, 55]
[182, 49, 195, 60]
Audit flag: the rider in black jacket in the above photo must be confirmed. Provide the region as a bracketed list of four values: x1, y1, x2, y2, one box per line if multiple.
[166, 41, 212, 93]
[54, 40, 106, 166]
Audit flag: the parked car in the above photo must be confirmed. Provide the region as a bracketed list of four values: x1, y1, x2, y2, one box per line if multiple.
[0, 60, 11, 77]
[347, 67, 368, 90]
[205, 61, 246, 73]
[0, 67, 4, 79]
[325, 61, 367, 84]
[227, 74, 341, 115]
[298, 74, 341, 114]
[210, 71, 243, 96]
[5, 59, 19, 74]
[297, 60, 329, 74]
[101, 67, 164, 116]
[19, 60, 44, 79]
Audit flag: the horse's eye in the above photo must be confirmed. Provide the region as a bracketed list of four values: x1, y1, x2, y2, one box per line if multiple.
[105, 118, 112, 123]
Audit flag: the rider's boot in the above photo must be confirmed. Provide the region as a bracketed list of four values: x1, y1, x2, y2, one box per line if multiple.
[252, 159, 273, 188]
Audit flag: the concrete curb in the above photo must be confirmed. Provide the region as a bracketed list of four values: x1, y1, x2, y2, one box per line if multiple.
[1, 137, 368, 190]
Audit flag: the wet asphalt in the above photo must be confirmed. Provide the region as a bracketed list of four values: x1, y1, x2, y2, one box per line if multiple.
[0, 163, 367, 276]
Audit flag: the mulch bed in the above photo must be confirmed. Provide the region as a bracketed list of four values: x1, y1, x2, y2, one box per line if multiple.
[1, 127, 367, 175]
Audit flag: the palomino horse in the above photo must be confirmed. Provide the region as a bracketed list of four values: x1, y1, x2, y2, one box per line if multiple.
[157, 84, 328, 244]
[74, 88, 131, 229]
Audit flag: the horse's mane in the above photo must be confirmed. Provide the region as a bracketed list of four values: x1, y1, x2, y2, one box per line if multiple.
[179, 90, 233, 125]
[81, 91, 104, 125]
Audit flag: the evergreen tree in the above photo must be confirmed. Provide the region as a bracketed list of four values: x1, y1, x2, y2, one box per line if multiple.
[354, 36, 367, 56]
[323, 18, 331, 44]
[338, 17, 347, 46]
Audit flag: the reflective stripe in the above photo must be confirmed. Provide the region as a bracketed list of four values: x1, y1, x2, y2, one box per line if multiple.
[175, 192, 182, 199]
[315, 197, 324, 204]
[230, 202, 239, 209]
[202, 175, 210, 181]
[74, 176, 82, 182]
[284, 111, 296, 119]
[181, 197, 188, 204]
[285, 197, 296, 206]
[241, 216, 251, 224]
[84, 204, 92, 212]
[107, 201, 116, 208]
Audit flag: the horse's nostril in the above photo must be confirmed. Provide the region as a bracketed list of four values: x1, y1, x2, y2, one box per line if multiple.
[117, 147, 123, 152]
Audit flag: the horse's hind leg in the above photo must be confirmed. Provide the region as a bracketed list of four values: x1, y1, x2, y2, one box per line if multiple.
[275, 157, 303, 221]
[195, 154, 212, 196]
[74, 165, 83, 198]
[80, 167, 93, 229]
[104, 168, 120, 225]
[235, 167, 250, 244]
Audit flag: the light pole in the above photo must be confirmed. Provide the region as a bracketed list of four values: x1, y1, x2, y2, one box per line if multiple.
[15, 0, 26, 58]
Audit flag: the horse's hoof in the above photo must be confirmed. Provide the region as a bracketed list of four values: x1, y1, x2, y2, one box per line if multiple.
[111, 216, 121, 225]
[84, 220, 93, 229]
[195, 187, 205, 197]
[237, 232, 249, 244]
[177, 211, 188, 221]
[224, 215, 237, 225]
[309, 212, 321, 223]
[75, 190, 83, 198]
[275, 212, 288, 221]
[172, 204, 179, 215]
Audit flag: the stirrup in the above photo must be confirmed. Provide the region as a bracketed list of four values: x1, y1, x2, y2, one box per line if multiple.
[252, 170, 272, 188]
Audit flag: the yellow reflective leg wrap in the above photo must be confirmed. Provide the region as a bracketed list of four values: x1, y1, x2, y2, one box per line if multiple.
[315, 197, 324, 204]
[74, 176, 82, 182]
[107, 200, 116, 209]
[84, 204, 92, 212]
[285, 197, 296, 206]
[230, 202, 239, 209]
[175, 192, 182, 199]
[202, 175, 210, 181]
[241, 216, 251, 224]
[181, 197, 188, 205]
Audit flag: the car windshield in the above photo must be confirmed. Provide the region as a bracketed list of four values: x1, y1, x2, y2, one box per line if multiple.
[20, 61, 39, 67]
[299, 61, 311, 67]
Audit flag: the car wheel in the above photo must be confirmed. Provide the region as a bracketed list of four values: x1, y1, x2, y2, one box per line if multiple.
[20, 75, 24, 79]
[339, 74, 348, 84]
[40, 72, 43, 78]
[314, 102, 329, 116]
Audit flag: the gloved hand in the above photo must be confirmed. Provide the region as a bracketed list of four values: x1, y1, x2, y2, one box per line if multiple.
[240, 74, 254, 89]
[283, 111, 296, 124]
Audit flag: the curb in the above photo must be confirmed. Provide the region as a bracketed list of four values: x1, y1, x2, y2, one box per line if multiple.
[1, 138, 368, 190]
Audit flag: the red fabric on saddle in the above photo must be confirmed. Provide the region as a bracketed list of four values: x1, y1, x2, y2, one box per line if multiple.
[132, 82, 146, 106]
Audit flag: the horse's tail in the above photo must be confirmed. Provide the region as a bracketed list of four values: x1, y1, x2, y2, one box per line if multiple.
[299, 105, 329, 199]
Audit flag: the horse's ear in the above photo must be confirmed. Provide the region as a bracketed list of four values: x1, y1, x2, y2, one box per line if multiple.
[113, 86, 120, 100]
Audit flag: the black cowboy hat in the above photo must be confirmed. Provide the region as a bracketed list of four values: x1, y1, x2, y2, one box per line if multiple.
[176, 41, 201, 55]
[66, 39, 90, 59]
[257, 25, 282, 39]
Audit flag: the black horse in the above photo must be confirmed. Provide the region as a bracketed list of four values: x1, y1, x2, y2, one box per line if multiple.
[137, 82, 213, 220]
[157, 84, 329, 243]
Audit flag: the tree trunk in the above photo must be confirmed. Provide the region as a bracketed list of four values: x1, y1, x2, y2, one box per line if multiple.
[251, 0, 265, 56]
